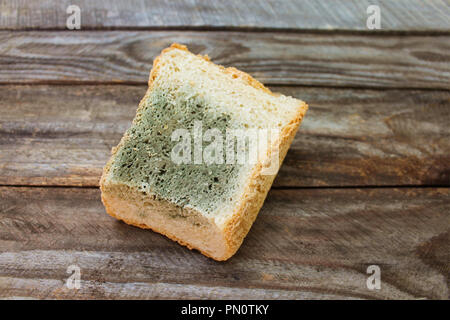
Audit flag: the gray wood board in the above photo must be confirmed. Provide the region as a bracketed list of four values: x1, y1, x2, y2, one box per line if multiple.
[1, 31, 449, 89]
[1, 0, 449, 32]
[1, 85, 449, 188]
[0, 187, 448, 299]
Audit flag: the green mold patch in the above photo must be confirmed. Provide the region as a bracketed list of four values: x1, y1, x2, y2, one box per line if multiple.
[110, 87, 245, 214]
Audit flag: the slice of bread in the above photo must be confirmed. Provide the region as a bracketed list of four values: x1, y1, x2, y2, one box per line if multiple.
[100, 43, 307, 261]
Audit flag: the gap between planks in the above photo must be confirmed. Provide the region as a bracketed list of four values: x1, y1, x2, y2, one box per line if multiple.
[3, 27, 450, 36]
[0, 185, 449, 190]
[1, 82, 449, 92]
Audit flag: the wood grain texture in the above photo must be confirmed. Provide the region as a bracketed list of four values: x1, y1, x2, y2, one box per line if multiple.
[0, 187, 448, 299]
[0, 0, 448, 303]
[1, 31, 449, 89]
[1, 0, 449, 32]
[1, 85, 449, 187]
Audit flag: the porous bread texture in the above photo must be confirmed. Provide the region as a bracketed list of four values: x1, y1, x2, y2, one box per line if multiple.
[100, 43, 308, 261]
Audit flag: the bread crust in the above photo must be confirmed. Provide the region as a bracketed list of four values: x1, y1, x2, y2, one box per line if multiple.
[220, 108, 306, 260]
[100, 43, 307, 261]
[101, 191, 226, 260]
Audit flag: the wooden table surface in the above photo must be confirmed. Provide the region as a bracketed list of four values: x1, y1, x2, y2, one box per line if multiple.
[0, 0, 449, 300]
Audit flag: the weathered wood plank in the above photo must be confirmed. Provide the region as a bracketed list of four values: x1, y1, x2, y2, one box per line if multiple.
[1, 85, 449, 187]
[0, 276, 356, 300]
[0, 187, 448, 299]
[276, 87, 450, 187]
[1, 0, 449, 32]
[1, 31, 449, 89]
